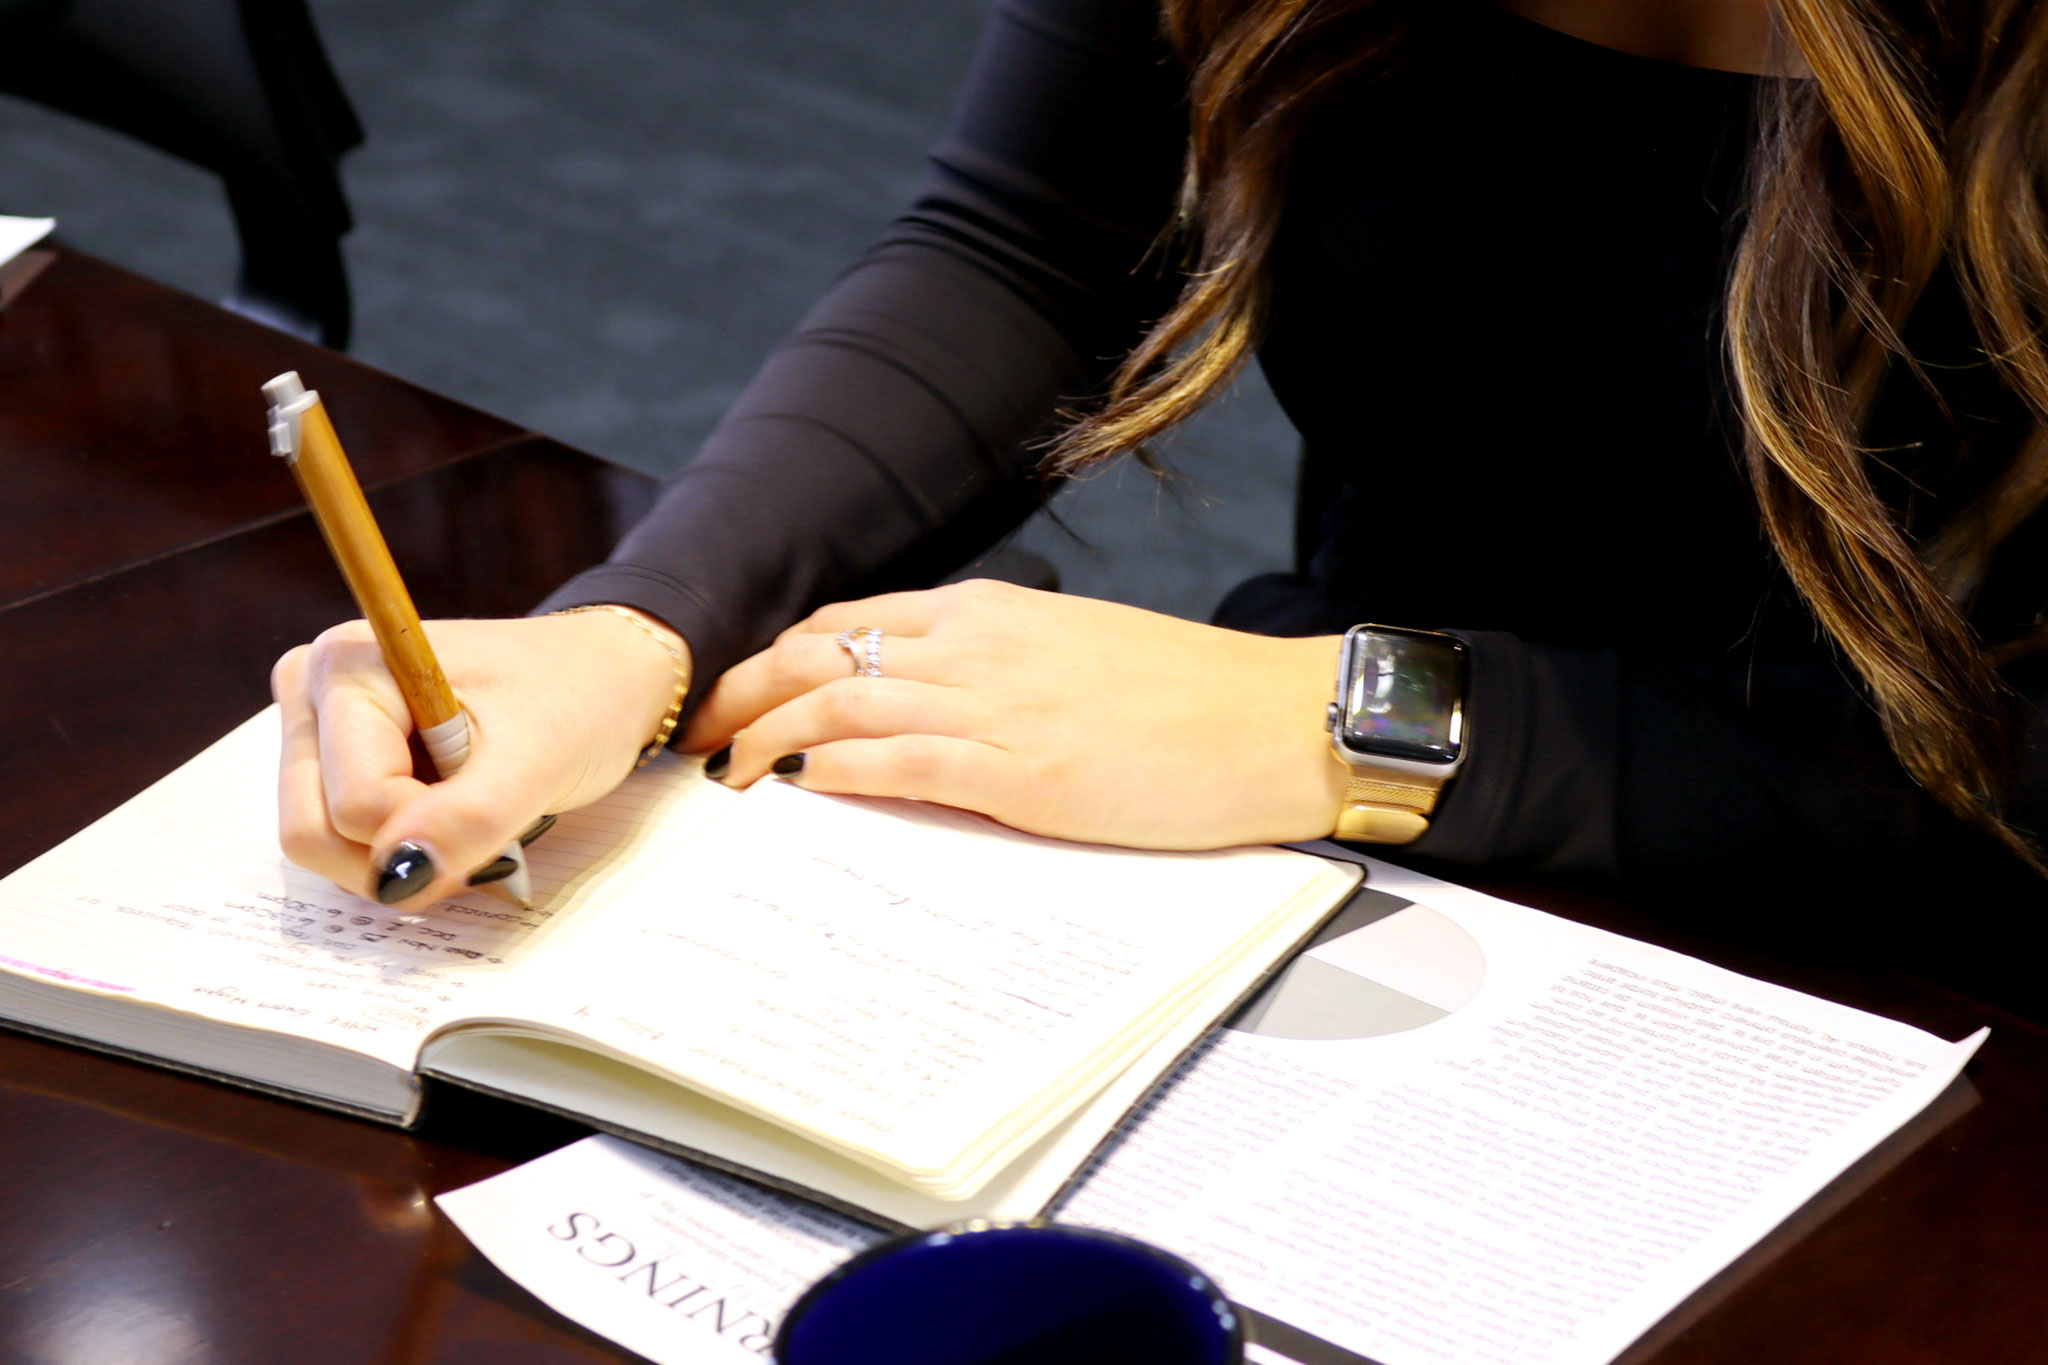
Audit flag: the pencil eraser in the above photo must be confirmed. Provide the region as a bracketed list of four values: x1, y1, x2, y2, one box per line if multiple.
[262, 371, 307, 406]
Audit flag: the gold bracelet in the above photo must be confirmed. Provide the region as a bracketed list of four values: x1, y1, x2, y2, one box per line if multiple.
[552, 604, 690, 767]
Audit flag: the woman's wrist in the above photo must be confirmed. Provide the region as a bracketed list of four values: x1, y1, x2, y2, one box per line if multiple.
[1196, 630, 1352, 848]
[550, 604, 694, 765]
[1272, 634, 1355, 843]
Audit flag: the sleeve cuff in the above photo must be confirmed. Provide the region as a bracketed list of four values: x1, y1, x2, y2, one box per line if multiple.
[1406, 629, 1620, 880]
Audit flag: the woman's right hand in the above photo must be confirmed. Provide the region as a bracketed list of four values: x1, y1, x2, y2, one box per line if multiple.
[270, 609, 689, 907]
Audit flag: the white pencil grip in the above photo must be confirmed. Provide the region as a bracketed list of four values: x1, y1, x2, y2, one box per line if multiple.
[419, 713, 472, 775]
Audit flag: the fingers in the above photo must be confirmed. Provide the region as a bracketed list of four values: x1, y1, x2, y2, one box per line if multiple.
[685, 628, 947, 751]
[274, 645, 373, 896]
[791, 578, 1041, 644]
[684, 579, 1039, 751]
[792, 587, 951, 639]
[313, 653, 421, 848]
[360, 727, 553, 907]
[771, 734, 1022, 821]
[273, 622, 549, 907]
[275, 626, 418, 898]
[710, 675, 971, 787]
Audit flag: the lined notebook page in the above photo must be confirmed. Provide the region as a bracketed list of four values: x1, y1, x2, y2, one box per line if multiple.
[0, 709, 736, 1070]
[467, 779, 1351, 1192]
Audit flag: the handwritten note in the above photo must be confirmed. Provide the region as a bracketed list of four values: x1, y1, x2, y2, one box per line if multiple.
[3, 703, 1351, 1214]
[0, 710, 735, 1081]
[472, 780, 1341, 1191]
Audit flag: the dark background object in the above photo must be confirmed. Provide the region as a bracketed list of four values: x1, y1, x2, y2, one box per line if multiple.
[0, 0, 1296, 619]
[0, 0, 362, 346]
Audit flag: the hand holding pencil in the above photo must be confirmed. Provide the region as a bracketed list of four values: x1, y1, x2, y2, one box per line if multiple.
[264, 371, 535, 906]
[265, 373, 690, 911]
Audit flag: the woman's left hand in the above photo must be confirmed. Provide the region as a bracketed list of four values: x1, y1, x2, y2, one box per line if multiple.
[683, 579, 1346, 849]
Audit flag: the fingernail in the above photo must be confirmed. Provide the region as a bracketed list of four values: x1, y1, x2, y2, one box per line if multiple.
[516, 812, 558, 847]
[704, 744, 733, 780]
[377, 842, 437, 904]
[466, 854, 519, 888]
[772, 752, 806, 777]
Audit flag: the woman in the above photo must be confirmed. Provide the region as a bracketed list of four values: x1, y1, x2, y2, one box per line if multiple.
[274, 0, 2047, 1004]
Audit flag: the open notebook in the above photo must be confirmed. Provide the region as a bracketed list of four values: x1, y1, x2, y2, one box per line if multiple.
[0, 710, 1358, 1227]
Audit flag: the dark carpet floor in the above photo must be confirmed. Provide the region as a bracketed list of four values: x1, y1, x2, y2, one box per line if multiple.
[0, 0, 1295, 619]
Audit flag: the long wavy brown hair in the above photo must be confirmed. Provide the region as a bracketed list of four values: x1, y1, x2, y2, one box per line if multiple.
[1052, 0, 2048, 869]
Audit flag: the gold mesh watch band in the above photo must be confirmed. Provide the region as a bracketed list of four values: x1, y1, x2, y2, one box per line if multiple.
[1332, 772, 1440, 844]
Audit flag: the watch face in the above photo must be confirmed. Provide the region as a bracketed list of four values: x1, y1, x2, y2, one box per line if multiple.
[1338, 628, 1467, 765]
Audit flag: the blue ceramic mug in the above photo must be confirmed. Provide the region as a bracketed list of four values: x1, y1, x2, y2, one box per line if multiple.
[775, 1220, 1243, 1364]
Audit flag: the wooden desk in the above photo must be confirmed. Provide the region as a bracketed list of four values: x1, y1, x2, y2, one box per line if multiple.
[0, 248, 653, 1361]
[2, 249, 2045, 1363]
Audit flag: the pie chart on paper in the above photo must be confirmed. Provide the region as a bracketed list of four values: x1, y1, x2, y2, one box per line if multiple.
[1227, 887, 1485, 1040]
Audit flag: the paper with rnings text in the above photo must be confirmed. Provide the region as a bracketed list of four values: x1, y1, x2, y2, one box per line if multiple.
[438, 1136, 884, 1363]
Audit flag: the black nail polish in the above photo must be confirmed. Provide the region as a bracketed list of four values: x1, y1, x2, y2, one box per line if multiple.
[704, 744, 733, 780]
[377, 842, 437, 904]
[516, 812, 558, 847]
[467, 855, 519, 887]
[772, 752, 806, 777]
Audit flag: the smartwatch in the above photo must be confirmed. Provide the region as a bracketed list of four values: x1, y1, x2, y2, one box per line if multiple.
[1327, 625, 1470, 843]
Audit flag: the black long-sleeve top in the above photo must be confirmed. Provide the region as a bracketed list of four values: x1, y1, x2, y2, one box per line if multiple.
[539, 0, 2048, 1005]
